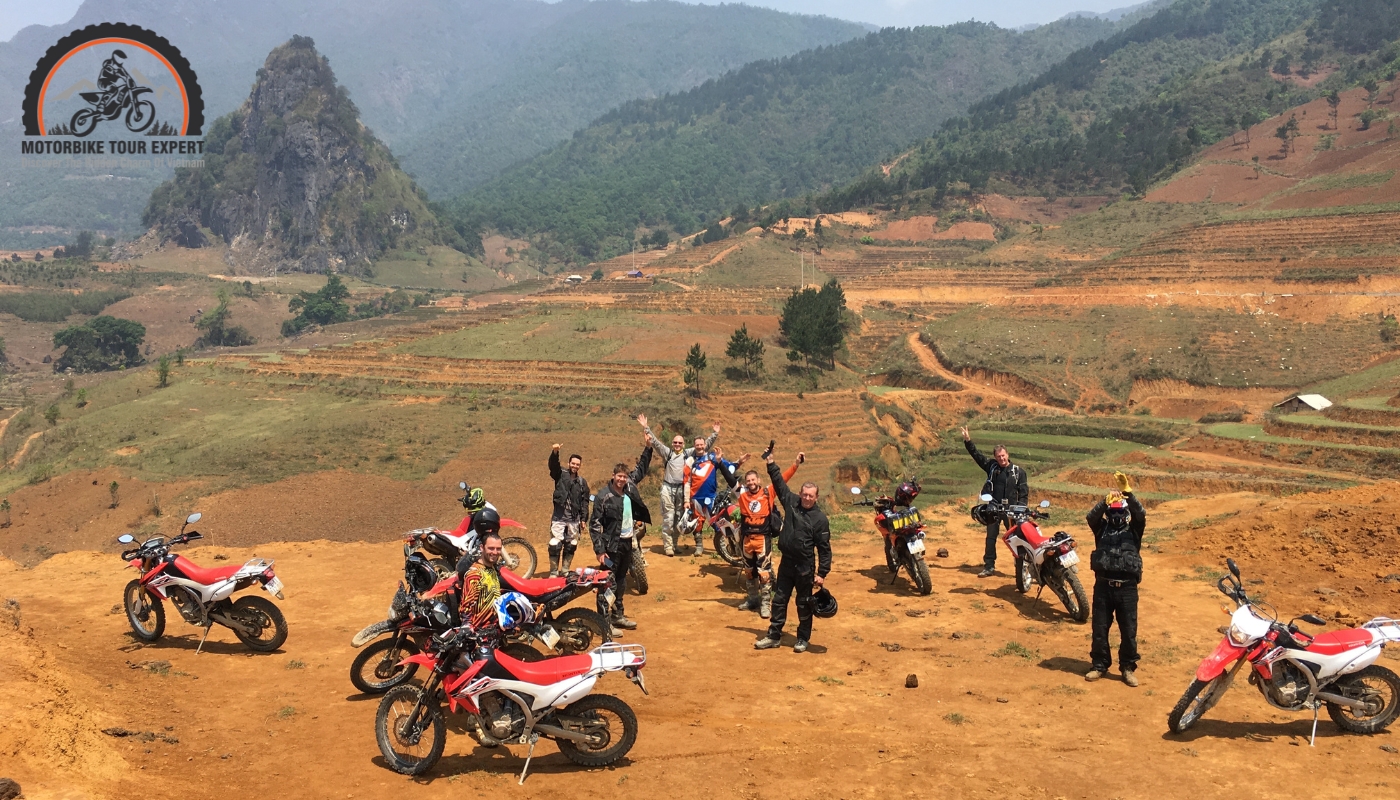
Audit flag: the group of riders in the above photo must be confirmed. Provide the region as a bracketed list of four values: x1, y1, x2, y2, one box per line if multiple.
[450, 417, 1144, 681]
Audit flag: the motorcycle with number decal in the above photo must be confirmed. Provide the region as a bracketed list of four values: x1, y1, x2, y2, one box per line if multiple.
[850, 477, 932, 595]
[117, 512, 288, 652]
[976, 496, 1088, 622]
[375, 625, 647, 781]
[1168, 558, 1400, 743]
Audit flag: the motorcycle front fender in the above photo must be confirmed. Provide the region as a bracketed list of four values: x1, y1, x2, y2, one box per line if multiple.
[400, 652, 439, 670]
[130, 86, 152, 96]
[1195, 637, 1248, 682]
[351, 619, 397, 648]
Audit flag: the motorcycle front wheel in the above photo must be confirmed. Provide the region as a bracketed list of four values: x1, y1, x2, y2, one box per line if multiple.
[124, 580, 165, 642]
[714, 526, 744, 567]
[1326, 665, 1400, 734]
[556, 607, 613, 652]
[1014, 556, 1033, 593]
[229, 595, 288, 652]
[1167, 675, 1228, 733]
[500, 536, 537, 578]
[69, 108, 99, 137]
[376, 685, 445, 775]
[125, 99, 155, 133]
[350, 636, 421, 694]
[554, 694, 638, 767]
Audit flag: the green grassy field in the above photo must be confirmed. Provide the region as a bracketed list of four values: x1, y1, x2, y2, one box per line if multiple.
[392, 308, 643, 362]
[994, 202, 1227, 258]
[369, 246, 542, 292]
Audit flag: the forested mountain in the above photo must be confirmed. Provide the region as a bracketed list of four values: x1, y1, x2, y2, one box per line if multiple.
[449, 13, 1144, 261]
[0, 0, 865, 246]
[823, 0, 1399, 208]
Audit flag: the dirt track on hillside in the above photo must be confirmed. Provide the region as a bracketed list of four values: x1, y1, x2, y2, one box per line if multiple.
[3, 483, 1399, 800]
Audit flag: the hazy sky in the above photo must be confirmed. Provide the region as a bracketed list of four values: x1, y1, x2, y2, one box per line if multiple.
[2, 0, 1136, 43]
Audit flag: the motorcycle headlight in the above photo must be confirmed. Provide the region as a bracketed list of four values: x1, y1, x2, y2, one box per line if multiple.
[430, 601, 452, 627]
[1227, 623, 1253, 647]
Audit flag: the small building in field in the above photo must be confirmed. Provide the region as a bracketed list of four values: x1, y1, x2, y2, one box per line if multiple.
[565, 274, 585, 284]
[1273, 394, 1332, 413]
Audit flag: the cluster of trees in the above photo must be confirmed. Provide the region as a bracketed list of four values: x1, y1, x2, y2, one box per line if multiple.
[52, 316, 146, 373]
[725, 325, 765, 380]
[779, 280, 847, 369]
[282, 275, 426, 336]
[195, 289, 256, 348]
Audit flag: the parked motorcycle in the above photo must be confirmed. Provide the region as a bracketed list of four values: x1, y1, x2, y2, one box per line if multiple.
[421, 569, 613, 655]
[973, 495, 1088, 622]
[850, 479, 932, 595]
[117, 512, 288, 652]
[375, 625, 647, 781]
[1167, 558, 1400, 743]
[403, 481, 537, 578]
[349, 553, 457, 693]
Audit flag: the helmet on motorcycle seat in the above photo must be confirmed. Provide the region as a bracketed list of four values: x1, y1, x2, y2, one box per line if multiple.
[463, 486, 487, 514]
[812, 587, 838, 619]
[405, 553, 438, 594]
[494, 592, 535, 631]
[471, 507, 501, 538]
[894, 477, 921, 507]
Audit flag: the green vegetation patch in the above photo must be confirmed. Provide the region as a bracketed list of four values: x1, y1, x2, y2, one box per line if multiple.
[0, 289, 131, 322]
[1286, 170, 1395, 194]
[393, 309, 647, 362]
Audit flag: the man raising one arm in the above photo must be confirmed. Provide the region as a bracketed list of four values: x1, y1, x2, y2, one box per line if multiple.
[547, 444, 590, 577]
[639, 414, 718, 557]
[962, 426, 1028, 578]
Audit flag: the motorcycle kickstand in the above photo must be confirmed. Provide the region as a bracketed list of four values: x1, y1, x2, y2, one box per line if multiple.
[1309, 700, 1320, 747]
[196, 622, 214, 655]
[517, 733, 540, 785]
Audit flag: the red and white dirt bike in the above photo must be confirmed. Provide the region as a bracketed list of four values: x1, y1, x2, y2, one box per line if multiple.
[976, 496, 1089, 622]
[1168, 558, 1400, 743]
[403, 482, 537, 578]
[117, 512, 288, 652]
[375, 624, 647, 782]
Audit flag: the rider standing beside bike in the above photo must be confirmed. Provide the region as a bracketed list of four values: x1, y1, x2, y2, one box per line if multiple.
[547, 444, 590, 577]
[641, 415, 718, 557]
[458, 532, 506, 635]
[962, 426, 1028, 578]
[754, 448, 830, 653]
[1085, 471, 1145, 687]
[589, 437, 655, 633]
[736, 451, 801, 619]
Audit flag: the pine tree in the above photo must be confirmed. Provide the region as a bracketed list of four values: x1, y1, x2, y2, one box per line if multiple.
[684, 343, 708, 397]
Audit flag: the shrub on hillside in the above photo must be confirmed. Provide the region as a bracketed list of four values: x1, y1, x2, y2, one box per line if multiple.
[52, 315, 146, 373]
[0, 290, 130, 322]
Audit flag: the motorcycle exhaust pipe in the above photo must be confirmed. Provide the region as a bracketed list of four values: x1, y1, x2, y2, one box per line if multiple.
[532, 722, 594, 743]
[1315, 691, 1371, 711]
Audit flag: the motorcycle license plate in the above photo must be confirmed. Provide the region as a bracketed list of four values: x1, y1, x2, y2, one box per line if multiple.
[539, 625, 561, 650]
[1059, 551, 1080, 568]
[264, 576, 285, 598]
[906, 538, 925, 555]
[603, 589, 616, 607]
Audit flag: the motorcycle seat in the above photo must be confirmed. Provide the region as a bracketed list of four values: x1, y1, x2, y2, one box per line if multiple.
[495, 649, 593, 684]
[500, 568, 568, 597]
[1306, 628, 1376, 656]
[170, 554, 240, 586]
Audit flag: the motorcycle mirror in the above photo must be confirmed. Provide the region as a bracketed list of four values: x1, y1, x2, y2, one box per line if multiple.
[850, 487, 862, 495]
[1299, 614, 1328, 626]
[1039, 500, 1050, 508]
[979, 493, 993, 502]
[117, 534, 135, 544]
[459, 481, 467, 490]
[185, 512, 202, 525]
[1227, 558, 1240, 579]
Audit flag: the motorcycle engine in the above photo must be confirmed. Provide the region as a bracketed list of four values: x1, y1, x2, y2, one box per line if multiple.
[167, 585, 206, 625]
[1269, 661, 1307, 705]
[479, 692, 525, 739]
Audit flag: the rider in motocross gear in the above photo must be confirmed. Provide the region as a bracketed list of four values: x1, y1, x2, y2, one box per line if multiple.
[459, 532, 505, 634]
[736, 455, 800, 618]
[683, 444, 737, 557]
[1085, 472, 1145, 686]
[547, 445, 590, 577]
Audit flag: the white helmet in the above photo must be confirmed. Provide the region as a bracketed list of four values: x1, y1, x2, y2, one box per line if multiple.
[494, 592, 535, 631]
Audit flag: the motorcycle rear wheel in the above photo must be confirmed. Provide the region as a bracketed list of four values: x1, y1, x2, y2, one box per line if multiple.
[350, 636, 420, 694]
[500, 536, 537, 578]
[629, 543, 650, 596]
[714, 526, 744, 567]
[124, 580, 165, 642]
[1326, 665, 1400, 734]
[376, 685, 446, 776]
[906, 554, 932, 595]
[230, 595, 288, 652]
[554, 693, 638, 767]
[1014, 556, 1033, 593]
[1049, 568, 1089, 623]
[1167, 675, 1227, 733]
[556, 607, 612, 652]
[69, 108, 99, 137]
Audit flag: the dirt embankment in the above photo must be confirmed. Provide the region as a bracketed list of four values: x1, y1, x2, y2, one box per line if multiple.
[1324, 404, 1400, 427]
[1174, 432, 1400, 474]
[1264, 417, 1400, 448]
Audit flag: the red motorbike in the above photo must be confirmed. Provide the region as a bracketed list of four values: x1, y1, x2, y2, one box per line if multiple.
[973, 496, 1088, 622]
[850, 477, 932, 595]
[403, 481, 537, 578]
[1168, 558, 1400, 743]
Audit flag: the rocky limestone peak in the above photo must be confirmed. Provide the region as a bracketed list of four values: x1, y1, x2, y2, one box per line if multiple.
[144, 35, 448, 275]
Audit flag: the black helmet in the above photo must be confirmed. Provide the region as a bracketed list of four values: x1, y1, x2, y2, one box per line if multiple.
[894, 477, 921, 507]
[812, 586, 838, 619]
[111, 49, 128, 60]
[404, 553, 437, 594]
[471, 507, 501, 538]
[970, 503, 996, 526]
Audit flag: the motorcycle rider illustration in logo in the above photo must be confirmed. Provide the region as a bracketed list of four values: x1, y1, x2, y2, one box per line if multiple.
[69, 49, 156, 137]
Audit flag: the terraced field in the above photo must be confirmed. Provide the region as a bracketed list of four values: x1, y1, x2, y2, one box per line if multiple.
[534, 287, 785, 315]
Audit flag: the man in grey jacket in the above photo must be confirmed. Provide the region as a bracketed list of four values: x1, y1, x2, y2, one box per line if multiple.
[639, 414, 718, 556]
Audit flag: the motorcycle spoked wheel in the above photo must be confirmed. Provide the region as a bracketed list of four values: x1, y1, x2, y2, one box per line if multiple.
[714, 526, 744, 567]
[629, 543, 650, 596]
[229, 595, 288, 652]
[1047, 568, 1089, 623]
[555, 607, 613, 651]
[1326, 665, 1400, 734]
[350, 636, 421, 694]
[553, 694, 638, 767]
[123, 579, 165, 642]
[1166, 674, 1230, 733]
[376, 684, 446, 775]
[1014, 556, 1034, 593]
[499, 537, 538, 578]
[125, 99, 155, 133]
[884, 540, 897, 573]
[428, 557, 456, 580]
[69, 108, 100, 137]
[905, 554, 932, 595]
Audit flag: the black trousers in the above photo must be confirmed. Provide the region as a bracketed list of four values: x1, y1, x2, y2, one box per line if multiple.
[766, 557, 815, 642]
[598, 545, 633, 619]
[983, 521, 1003, 569]
[1090, 579, 1139, 671]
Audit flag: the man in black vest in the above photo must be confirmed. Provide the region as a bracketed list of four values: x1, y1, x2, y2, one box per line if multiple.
[589, 437, 654, 634]
[1085, 471, 1145, 686]
[962, 427, 1028, 578]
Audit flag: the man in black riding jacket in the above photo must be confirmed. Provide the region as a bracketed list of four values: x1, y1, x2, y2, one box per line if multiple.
[962, 426, 1028, 578]
[588, 436, 654, 634]
[1085, 471, 1146, 687]
[753, 447, 831, 654]
[547, 444, 590, 577]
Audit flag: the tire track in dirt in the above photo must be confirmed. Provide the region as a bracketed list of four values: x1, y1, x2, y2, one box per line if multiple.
[9, 430, 44, 468]
[905, 332, 1068, 415]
